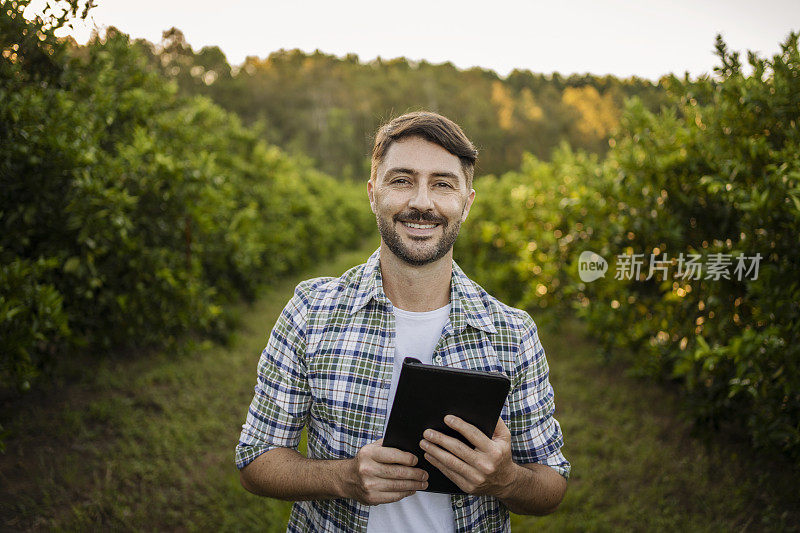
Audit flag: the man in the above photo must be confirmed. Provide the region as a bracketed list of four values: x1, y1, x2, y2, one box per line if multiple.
[236, 111, 570, 532]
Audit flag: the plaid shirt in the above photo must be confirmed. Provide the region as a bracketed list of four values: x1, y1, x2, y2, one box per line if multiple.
[236, 249, 570, 532]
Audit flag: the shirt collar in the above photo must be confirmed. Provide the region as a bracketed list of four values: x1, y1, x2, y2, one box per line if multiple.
[349, 248, 497, 335]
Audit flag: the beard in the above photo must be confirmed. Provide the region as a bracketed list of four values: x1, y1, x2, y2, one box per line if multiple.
[377, 208, 463, 266]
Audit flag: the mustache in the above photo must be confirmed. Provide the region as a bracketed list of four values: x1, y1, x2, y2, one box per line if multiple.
[393, 210, 446, 225]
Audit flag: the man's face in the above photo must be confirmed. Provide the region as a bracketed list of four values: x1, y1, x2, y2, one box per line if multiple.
[368, 136, 475, 267]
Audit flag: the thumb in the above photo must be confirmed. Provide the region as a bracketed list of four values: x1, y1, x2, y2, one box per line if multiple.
[493, 417, 511, 441]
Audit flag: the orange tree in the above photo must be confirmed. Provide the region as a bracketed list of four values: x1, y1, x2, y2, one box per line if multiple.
[0, 2, 371, 391]
[457, 34, 800, 462]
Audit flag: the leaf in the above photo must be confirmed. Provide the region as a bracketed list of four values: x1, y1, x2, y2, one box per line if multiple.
[63, 257, 81, 274]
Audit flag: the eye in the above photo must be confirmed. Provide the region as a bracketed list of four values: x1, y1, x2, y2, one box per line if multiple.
[435, 181, 454, 189]
[391, 177, 410, 185]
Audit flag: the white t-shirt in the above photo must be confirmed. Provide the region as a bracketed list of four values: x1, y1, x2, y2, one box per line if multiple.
[366, 304, 456, 533]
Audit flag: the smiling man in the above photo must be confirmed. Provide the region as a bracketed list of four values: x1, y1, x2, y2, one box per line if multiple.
[236, 111, 569, 532]
[371, 134, 471, 269]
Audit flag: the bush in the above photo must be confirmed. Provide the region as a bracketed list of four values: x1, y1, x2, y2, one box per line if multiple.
[0, 2, 372, 391]
[0, 258, 70, 391]
[457, 34, 800, 462]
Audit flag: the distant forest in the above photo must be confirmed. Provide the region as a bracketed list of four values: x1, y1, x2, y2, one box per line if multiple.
[113, 27, 670, 179]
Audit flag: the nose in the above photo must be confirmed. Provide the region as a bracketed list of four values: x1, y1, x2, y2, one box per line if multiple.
[408, 183, 434, 212]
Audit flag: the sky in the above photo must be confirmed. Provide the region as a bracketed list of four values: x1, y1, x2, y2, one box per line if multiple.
[42, 0, 800, 80]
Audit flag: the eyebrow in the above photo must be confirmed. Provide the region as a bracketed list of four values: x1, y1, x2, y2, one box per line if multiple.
[383, 167, 461, 181]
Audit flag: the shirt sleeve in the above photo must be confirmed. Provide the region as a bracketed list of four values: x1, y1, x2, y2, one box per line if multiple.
[507, 313, 571, 479]
[235, 284, 312, 470]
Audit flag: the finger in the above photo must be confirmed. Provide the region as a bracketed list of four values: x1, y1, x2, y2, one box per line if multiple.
[373, 464, 428, 482]
[373, 490, 418, 504]
[424, 451, 470, 491]
[419, 438, 475, 481]
[421, 428, 478, 465]
[372, 446, 419, 467]
[492, 418, 511, 442]
[444, 415, 493, 451]
[370, 477, 429, 492]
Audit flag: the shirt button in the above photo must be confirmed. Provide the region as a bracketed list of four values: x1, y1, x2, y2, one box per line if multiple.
[433, 355, 443, 365]
[454, 498, 464, 508]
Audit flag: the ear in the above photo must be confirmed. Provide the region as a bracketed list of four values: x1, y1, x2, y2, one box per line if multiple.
[460, 188, 476, 223]
[367, 179, 376, 214]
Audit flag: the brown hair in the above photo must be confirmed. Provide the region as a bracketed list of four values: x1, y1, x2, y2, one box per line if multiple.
[370, 111, 478, 187]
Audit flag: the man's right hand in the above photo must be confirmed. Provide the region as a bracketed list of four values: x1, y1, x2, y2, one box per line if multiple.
[343, 438, 429, 505]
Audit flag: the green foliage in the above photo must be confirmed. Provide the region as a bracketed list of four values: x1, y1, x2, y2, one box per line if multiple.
[0, 0, 88, 86]
[0, 257, 70, 390]
[138, 31, 668, 180]
[456, 145, 608, 314]
[457, 34, 800, 463]
[0, 4, 372, 391]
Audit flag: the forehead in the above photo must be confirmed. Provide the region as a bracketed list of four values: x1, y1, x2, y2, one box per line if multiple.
[378, 136, 465, 182]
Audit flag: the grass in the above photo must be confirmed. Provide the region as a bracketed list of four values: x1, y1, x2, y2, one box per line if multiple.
[0, 243, 377, 531]
[1, 241, 798, 531]
[514, 320, 799, 532]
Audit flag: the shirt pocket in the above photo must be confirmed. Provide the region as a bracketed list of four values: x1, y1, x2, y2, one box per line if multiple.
[440, 328, 505, 375]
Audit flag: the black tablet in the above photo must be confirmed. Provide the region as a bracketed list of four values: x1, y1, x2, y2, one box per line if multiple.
[382, 357, 511, 494]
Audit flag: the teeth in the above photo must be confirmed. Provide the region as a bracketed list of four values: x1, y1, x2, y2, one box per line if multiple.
[404, 222, 437, 229]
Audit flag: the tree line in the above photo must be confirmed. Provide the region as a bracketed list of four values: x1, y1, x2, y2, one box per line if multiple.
[128, 27, 668, 180]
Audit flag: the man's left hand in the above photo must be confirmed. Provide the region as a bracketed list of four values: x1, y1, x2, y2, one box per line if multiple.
[419, 416, 517, 497]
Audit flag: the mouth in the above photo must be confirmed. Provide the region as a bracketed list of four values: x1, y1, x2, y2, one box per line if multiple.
[400, 221, 439, 230]
[397, 219, 442, 238]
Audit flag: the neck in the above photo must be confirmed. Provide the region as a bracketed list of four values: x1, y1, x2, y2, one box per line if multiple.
[379, 243, 453, 312]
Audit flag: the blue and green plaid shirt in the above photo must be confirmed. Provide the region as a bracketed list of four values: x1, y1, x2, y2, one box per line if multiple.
[236, 249, 570, 532]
